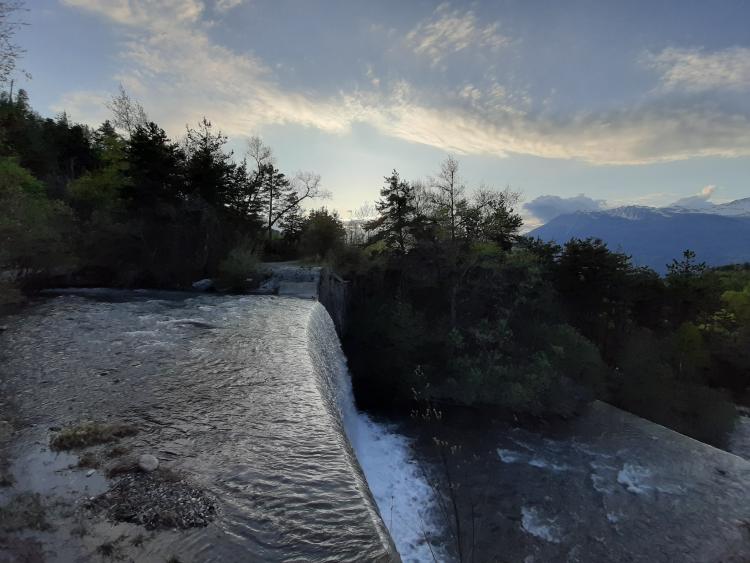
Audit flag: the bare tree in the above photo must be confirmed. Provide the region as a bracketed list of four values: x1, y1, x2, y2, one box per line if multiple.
[245, 137, 328, 241]
[0, 1, 26, 85]
[430, 155, 466, 241]
[289, 171, 329, 209]
[353, 201, 376, 221]
[268, 171, 327, 241]
[411, 179, 435, 220]
[246, 135, 273, 175]
[344, 201, 377, 245]
[107, 84, 149, 135]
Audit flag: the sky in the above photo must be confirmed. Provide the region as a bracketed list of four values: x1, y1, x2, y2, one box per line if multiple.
[14, 0, 750, 227]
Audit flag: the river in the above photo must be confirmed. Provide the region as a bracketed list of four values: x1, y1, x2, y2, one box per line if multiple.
[0, 290, 442, 562]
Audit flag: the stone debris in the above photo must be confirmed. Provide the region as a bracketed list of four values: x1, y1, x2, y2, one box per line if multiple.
[191, 279, 214, 292]
[89, 473, 216, 530]
[138, 454, 159, 472]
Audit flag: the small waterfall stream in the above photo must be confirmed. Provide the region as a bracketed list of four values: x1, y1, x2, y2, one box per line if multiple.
[307, 304, 444, 562]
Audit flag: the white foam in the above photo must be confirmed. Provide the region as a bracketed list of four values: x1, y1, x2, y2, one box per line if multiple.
[606, 512, 621, 524]
[615, 463, 686, 496]
[528, 457, 571, 472]
[617, 464, 652, 494]
[497, 448, 572, 472]
[308, 304, 444, 562]
[497, 448, 524, 463]
[521, 506, 561, 543]
[347, 413, 443, 562]
[590, 473, 613, 494]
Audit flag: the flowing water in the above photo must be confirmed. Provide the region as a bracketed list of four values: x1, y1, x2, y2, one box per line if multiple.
[0, 291, 441, 562]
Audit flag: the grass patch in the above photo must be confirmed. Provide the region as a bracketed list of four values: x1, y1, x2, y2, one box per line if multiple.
[50, 421, 137, 451]
[95, 535, 127, 561]
[77, 451, 100, 469]
[105, 445, 130, 459]
[0, 493, 49, 532]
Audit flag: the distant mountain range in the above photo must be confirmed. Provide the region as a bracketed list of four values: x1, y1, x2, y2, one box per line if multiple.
[528, 198, 750, 273]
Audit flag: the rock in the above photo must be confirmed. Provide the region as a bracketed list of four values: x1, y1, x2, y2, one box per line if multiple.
[0, 325, 8, 331]
[86, 469, 96, 477]
[191, 279, 214, 292]
[138, 454, 159, 473]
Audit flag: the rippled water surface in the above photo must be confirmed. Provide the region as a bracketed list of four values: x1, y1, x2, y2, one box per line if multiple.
[0, 292, 397, 562]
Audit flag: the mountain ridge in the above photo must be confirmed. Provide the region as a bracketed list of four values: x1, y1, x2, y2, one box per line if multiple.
[528, 197, 750, 273]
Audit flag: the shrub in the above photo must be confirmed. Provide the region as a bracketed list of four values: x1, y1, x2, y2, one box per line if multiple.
[217, 243, 262, 291]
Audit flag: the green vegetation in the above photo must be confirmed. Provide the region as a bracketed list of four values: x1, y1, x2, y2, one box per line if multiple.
[340, 163, 747, 446]
[50, 421, 137, 451]
[0, 88, 337, 299]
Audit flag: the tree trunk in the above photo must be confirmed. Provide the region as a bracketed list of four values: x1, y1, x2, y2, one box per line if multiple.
[267, 189, 273, 242]
[450, 285, 457, 330]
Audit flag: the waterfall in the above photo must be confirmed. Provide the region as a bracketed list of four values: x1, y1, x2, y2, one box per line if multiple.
[307, 303, 444, 563]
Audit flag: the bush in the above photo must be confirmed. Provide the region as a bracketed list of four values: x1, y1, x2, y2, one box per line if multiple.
[0, 157, 77, 284]
[0, 281, 24, 306]
[217, 243, 262, 291]
[299, 208, 345, 259]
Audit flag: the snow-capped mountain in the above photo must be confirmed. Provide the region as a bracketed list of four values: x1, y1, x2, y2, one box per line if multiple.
[710, 198, 750, 217]
[528, 198, 750, 273]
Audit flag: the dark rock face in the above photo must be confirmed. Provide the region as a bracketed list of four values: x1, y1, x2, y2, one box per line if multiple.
[319, 268, 350, 336]
[191, 279, 214, 292]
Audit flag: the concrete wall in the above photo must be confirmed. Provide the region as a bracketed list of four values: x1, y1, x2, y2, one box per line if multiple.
[318, 267, 350, 336]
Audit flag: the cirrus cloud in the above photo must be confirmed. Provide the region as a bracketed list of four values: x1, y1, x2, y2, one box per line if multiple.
[647, 46, 750, 92]
[406, 3, 510, 65]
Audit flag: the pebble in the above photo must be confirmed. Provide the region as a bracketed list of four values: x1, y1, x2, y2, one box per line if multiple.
[138, 454, 159, 472]
[86, 469, 96, 477]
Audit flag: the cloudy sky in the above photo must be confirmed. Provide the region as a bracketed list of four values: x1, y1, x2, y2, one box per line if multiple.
[17, 0, 750, 226]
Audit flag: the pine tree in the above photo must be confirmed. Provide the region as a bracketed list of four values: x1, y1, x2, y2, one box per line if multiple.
[365, 170, 417, 253]
[257, 162, 291, 241]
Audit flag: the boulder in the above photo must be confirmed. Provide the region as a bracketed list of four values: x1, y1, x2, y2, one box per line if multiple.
[191, 279, 214, 292]
[138, 454, 159, 473]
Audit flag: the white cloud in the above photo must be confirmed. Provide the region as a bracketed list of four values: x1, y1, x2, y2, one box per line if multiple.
[60, 0, 356, 136]
[58, 1, 750, 166]
[215, 0, 244, 12]
[670, 184, 718, 209]
[524, 194, 606, 224]
[647, 46, 750, 92]
[50, 90, 111, 125]
[62, 0, 204, 27]
[406, 3, 510, 65]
